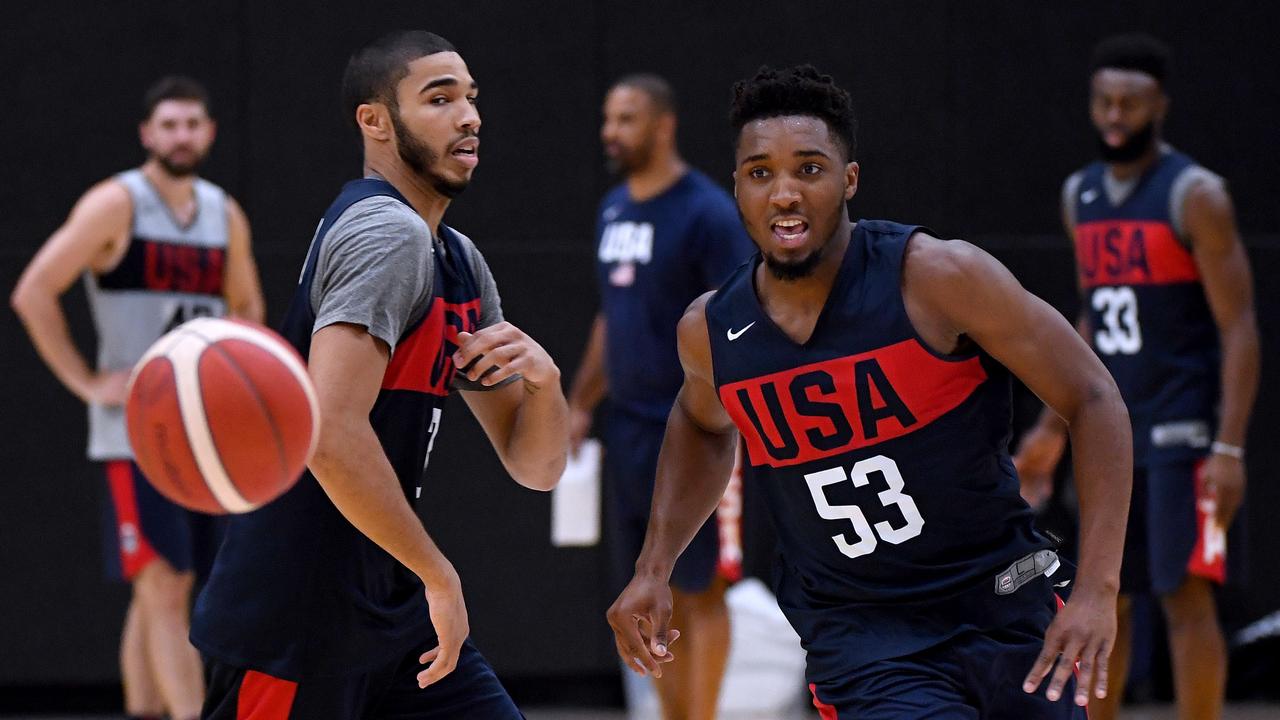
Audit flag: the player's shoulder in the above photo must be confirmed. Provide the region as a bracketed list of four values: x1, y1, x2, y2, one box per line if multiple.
[903, 230, 994, 288]
[443, 225, 493, 273]
[332, 195, 429, 243]
[68, 177, 134, 227]
[676, 291, 717, 357]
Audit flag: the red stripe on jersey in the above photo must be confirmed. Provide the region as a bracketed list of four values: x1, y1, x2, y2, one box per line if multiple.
[1188, 459, 1228, 584]
[382, 298, 482, 395]
[809, 683, 839, 720]
[105, 461, 159, 580]
[236, 670, 297, 719]
[719, 339, 986, 469]
[1074, 220, 1199, 288]
[143, 239, 226, 294]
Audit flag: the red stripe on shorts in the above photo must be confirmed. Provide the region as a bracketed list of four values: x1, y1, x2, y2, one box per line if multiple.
[106, 461, 158, 580]
[809, 682, 839, 720]
[237, 670, 298, 719]
[715, 447, 745, 583]
[1188, 459, 1228, 584]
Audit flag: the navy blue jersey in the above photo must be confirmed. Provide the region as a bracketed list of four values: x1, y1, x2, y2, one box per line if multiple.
[192, 179, 483, 679]
[1071, 151, 1220, 466]
[597, 170, 752, 421]
[705, 220, 1049, 678]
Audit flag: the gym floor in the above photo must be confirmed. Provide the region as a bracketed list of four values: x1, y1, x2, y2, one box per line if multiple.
[7, 705, 1279, 719]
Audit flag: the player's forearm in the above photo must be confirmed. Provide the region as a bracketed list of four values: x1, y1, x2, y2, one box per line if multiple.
[502, 379, 570, 491]
[1214, 311, 1259, 448]
[11, 288, 97, 401]
[634, 403, 736, 580]
[309, 415, 455, 587]
[1065, 380, 1132, 595]
[568, 314, 608, 411]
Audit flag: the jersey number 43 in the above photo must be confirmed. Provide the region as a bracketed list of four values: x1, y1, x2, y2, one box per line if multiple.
[804, 455, 924, 559]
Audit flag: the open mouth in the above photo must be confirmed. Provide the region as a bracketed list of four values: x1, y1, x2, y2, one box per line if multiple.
[450, 138, 479, 166]
[771, 217, 809, 248]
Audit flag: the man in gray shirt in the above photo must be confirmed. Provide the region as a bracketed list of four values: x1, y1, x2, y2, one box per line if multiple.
[191, 31, 569, 718]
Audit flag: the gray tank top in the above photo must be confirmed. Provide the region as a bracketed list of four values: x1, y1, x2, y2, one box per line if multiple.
[84, 168, 229, 460]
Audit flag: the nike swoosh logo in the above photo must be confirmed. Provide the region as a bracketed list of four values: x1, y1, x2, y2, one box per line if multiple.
[727, 322, 755, 341]
[1081, 188, 1099, 204]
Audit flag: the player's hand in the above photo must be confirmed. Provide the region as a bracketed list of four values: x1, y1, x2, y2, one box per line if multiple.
[453, 322, 560, 391]
[1201, 453, 1246, 528]
[1023, 586, 1116, 707]
[84, 369, 132, 407]
[1013, 424, 1067, 510]
[418, 569, 470, 688]
[568, 406, 593, 456]
[607, 573, 681, 678]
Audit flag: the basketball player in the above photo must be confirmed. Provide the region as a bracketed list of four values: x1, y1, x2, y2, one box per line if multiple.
[190, 31, 568, 718]
[567, 74, 751, 719]
[11, 77, 264, 720]
[1015, 35, 1259, 720]
[608, 65, 1133, 719]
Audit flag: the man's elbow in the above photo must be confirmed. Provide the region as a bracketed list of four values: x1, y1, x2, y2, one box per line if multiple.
[10, 280, 37, 320]
[1072, 374, 1129, 428]
[509, 454, 566, 492]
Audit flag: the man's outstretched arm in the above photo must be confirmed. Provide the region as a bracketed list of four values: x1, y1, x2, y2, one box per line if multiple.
[607, 292, 738, 678]
[905, 234, 1131, 708]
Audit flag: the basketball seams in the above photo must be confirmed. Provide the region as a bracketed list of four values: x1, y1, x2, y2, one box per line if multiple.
[197, 339, 292, 493]
[182, 318, 321, 462]
[167, 332, 256, 513]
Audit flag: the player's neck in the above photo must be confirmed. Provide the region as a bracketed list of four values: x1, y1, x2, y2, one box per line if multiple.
[365, 161, 451, 236]
[757, 217, 855, 312]
[626, 153, 687, 203]
[1105, 141, 1161, 182]
[140, 160, 199, 221]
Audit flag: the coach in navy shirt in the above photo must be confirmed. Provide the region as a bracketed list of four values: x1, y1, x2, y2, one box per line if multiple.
[567, 74, 752, 720]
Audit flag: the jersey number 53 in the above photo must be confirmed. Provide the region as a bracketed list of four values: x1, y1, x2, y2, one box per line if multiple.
[804, 455, 924, 559]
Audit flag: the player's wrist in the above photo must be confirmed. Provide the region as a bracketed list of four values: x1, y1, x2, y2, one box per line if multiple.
[1210, 440, 1245, 461]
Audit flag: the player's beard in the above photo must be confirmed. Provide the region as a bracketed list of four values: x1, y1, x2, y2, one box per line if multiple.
[762, 244, 827, 282]
[605, 134, 655, 176]
[391, 109, 471, 199]
[155, 148, 206, 178]
[1097, 120, 1157, 163]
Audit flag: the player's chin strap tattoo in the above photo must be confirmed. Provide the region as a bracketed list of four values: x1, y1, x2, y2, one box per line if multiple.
[995, 549, 1069, 595]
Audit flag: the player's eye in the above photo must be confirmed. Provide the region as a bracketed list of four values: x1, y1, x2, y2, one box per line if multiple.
[466, 95, 478, 105]
[749, 167, 769, 179]
[801, 163, 823, 175]
[430, 95, 450, 105]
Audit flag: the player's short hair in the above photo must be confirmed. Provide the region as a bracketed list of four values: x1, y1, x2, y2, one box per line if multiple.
[611, 73, 677, 115]
[341, 30, 457, 127]
[730, 64, 857, 161]
[1090, 33, 1172, 86]
[142, 76, 211, 121]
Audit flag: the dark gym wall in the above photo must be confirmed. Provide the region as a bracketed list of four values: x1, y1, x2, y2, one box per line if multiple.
[2, 1, 1276, 687]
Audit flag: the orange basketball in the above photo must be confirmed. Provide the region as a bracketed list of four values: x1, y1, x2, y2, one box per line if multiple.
[125, 318, 320, 514]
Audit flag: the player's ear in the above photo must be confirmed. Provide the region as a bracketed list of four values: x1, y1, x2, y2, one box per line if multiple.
[844, 161, 860, 201]
[355, 103, 392, 143]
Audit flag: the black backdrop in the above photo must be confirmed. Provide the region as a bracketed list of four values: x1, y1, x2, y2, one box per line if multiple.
[2, 0, 1277, 691]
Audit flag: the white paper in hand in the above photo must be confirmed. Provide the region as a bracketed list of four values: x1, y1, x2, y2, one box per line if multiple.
[551, 438, 602, 547]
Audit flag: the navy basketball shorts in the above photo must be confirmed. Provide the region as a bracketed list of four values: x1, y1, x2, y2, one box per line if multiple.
[807, 595, 1086, 720]
[201, 638, 523, 720]
[100, 460, 224, 581]
[1121, 456, 1232, 596]
[604, 411, 721, 594]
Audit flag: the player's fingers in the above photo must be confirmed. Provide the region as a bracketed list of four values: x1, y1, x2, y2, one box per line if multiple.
[479, 351, 526, 385]
[417, 645, 460, 687]
[1044, 637, 1084, 703]
[419, 646, 440, 664]
[614, 638, 648, 676]
[1023, 633, 1063, 692]
[452, 326, 513, 366]
[650, 605, 675, 657]
[614, 616, 661, 677]
[1074, 642, 1098, 706]
[1091, 642, 1111, 700]
[463, 345, 518, 381]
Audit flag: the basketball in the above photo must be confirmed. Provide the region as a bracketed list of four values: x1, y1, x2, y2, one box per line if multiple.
[124, 317, 320, 515]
